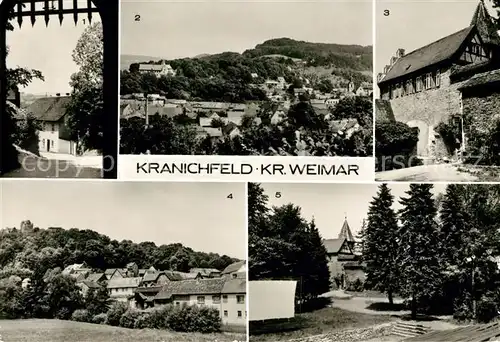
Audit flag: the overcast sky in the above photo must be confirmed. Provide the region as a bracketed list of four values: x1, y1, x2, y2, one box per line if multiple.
[376, 0, 498, 75]
[121, 0, 372, 59]
[6, 0, 99, 95]
[1, 180, 246, 259]
[260, 182, 447, 240]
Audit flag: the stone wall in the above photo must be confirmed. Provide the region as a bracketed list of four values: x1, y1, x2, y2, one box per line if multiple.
[388, 68, 466, 158]
[463, 91, 500, 134]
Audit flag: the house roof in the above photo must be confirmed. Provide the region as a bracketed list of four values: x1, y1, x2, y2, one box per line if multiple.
[339, 219, 355, 242]
[86, 273, 105, 283]
[190, 268, 221, 276]
[81, 280, 101, 289]
[459, 68, 500, 90]
[142, 271, 165, 283]
[222, 122, 238, 135]
[222, 279, 246, 294]
[470, 0, 500, 46]
[222, 260, 246, 275]
[155, 278, 227, 300]
[107, 277, 142, 289]
[379, 26, 475, 84]
[27, 96, 71, 122]
[323, 238, 346, 254]
[139, 64, 164, 72]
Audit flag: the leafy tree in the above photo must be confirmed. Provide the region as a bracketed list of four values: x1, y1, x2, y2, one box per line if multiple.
[363, 183, 399, 304]
[398, 184, 443, 319]
[85, 286, 111, 316]
[65, 22, 103, 153]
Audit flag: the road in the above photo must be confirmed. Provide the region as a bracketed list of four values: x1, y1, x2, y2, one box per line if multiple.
[376, 164, 479, 182]
[2, 154, 102, 178]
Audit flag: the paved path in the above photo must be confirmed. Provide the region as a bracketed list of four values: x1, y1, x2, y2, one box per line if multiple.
[3, 153, 102, 178]
[376, 164, 479, 182]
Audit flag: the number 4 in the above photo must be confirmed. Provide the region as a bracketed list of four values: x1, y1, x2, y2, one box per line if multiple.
[227, 193, 233, 199]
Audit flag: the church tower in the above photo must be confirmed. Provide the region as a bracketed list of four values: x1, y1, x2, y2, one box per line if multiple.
[338, 216, 356, 250]
[470, 0, 500, 60]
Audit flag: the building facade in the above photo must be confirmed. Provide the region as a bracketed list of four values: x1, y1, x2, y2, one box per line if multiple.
[376, 0, 500, 160]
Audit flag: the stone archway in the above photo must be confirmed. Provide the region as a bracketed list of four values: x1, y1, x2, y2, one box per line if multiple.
[0, 0, 118, 178]
[406, 119, 430, 157]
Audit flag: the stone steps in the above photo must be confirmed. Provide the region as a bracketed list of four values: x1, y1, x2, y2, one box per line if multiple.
[392, 321, 431, 338]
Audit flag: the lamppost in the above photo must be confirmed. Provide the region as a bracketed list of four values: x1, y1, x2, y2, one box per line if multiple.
[466, 255, 477, 320]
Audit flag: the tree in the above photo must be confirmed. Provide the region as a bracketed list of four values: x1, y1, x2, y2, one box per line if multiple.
[85, 286, 111, 316]
[398, 184, 443, 319]
[363, 183, 399, 304]
[2, 19, 44, 173]
[65, 22, 103, 153]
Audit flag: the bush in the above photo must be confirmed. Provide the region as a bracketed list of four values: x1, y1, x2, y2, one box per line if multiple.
[345, 278, 364, 292]
[106, 302, 128, 326]
[476, 296, 498, 323]
[92, 312, 108, 324]
[119, 309, 142, 329]
[375, 121, 421, 171]
[71, 309, 91, 322]
[133, 311, 152, 329]
[148, 305, 175, 329]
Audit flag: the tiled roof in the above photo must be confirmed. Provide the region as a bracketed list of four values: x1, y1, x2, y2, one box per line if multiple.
[86, 273, 105, 283]
[222, 260, 245, 275]
[107, 277, 142, 289]
[190, 268, 221, 276]
[323, 238, 346, 254]
[27, 96, 71, 122]
[459, 68, 500, 90]
[221, 279, 246, 294]
[379, 26, 475, 84]
[155, 278, 227, 300]
[339, 219, 355, 242]
[139, 64, 164, 72]
[142, 271, 165, 283]
[81, 280, 101, 289]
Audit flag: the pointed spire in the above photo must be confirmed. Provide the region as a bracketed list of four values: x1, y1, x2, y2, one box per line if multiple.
[338, 216, 355, 243]
[470, 0, 500, 46]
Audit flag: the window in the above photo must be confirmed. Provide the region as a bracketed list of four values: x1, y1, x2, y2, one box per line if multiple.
[416, 76, 422, 92]
[51, 123, 55, 132]
[232, 273, 237, 279]
[425, 73, 433, 89]
[212, 295, 221, 304]
[223, 310, 228, 317]
[223, 295, 228, 303]
[237, 311, 242, 318]
[237, 295, 245, 304]
[176, 302, 180, 306]
[42, 139, 45, 145]
[51, 140, 54, 147]
[197, 296, 205, 304]
[435, 70, 441, 87]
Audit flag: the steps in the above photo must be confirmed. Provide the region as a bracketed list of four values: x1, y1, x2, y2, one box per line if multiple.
[392, 321, 431, 338]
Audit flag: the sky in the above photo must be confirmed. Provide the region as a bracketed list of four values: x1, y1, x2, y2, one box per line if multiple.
[121, 0, 372, 59]
[6, 0, 100, 95]
[375, 0, 499, 94]
[260, 182, 447, 240]
[0, 180, 246, 259]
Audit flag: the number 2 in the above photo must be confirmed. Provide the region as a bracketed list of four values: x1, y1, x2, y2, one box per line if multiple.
[135, 14, 141, 21]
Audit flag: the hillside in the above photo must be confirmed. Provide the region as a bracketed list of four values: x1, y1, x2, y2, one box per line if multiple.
[120, 54, 165, 70]
[0, 221, 238, 277]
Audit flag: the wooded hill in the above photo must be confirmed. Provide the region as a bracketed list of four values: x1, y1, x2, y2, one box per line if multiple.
[0, 221, 238, 279]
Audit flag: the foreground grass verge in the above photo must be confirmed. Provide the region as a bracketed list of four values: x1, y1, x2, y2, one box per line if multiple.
[0, 319, 245, 342]
[249, 307, 395, 341]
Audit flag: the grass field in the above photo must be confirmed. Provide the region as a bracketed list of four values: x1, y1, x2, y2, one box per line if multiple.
[249, 307, 395, 341]
[0, 319, 245, 342]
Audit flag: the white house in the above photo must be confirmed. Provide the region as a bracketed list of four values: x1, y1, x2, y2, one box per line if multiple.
[26, 95, 77, 155]
[107, 277, 142, 307]
[138, 60, 176, 77]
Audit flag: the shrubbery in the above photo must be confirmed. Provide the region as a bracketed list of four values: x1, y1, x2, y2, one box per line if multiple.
[69, 302, 221, 333]
[375, 121, 421, 171]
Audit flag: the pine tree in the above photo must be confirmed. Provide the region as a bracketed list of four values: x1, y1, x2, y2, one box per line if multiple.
[398, 184, 443, 319]
[306, 219, 331, 297]
[363, 183, 399, 304]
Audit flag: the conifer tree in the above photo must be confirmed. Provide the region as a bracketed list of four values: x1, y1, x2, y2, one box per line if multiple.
[306, 219, 331, 296]
[363, 183, 399, 304]
[398, 184, 442, 319]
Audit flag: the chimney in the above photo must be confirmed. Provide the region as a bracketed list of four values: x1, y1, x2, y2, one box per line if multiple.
[65, 93, 70, 96]
[56, 93, 61, 97]
[383, 65, 390, 74]
[396, 48, 405, 58]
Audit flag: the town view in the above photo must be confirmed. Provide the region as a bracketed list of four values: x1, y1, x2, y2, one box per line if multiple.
[119, 1, 373, 156]
[0, 181, 247, 342]
[249, 182, 500, 342]
[2, 2, 106, 178]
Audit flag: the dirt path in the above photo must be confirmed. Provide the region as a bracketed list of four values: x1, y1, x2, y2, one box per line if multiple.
[376, 164, 479, 182]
